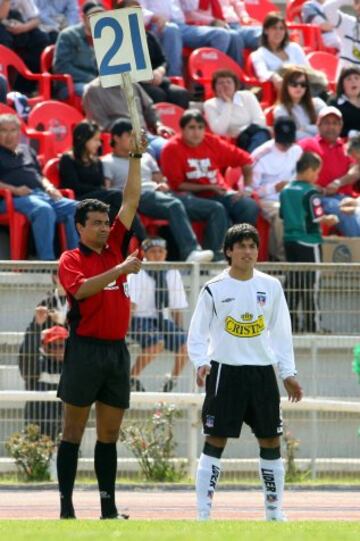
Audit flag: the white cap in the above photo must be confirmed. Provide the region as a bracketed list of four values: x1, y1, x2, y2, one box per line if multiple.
[317, 106, 343, 124]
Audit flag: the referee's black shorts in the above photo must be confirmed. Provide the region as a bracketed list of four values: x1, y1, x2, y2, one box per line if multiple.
[57, 334, 130, 409]
[202, 362, 283, 439]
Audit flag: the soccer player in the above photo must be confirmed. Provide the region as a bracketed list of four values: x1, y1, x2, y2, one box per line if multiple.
[56, 131, 147, 519]
[187, 223, 303, 521]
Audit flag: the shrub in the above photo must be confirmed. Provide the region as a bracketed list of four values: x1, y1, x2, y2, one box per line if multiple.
[121, 402, 186, 482]
[283, 427, 310, 482]
[5, 424, 55, 482]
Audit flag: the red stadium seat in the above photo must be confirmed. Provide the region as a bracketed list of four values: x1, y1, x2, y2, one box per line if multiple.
[307, 51, 338, 92]
[244, 0, 279, 23]
[28, 101, 84, 157]
[0, 45, 51, 107]
[0, 188, 30, 260]
[40, 45, 82, 110]
[154, 102, 185, 134]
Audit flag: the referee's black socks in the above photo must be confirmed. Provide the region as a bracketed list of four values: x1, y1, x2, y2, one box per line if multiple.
[95, 441, 118, 518]
[57, 440, 80, 519]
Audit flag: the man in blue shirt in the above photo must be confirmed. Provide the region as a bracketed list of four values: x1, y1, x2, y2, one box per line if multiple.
[0, 113, 78, 259]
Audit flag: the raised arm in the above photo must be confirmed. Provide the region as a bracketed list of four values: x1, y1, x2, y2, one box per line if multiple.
[118, 131, 148, 230]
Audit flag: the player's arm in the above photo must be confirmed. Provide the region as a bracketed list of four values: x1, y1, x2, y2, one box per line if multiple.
[268, 282, 303, 402]
[187, 287, 214, 386]
[118, 131, 147, 230]
[60, 251, 141, 301]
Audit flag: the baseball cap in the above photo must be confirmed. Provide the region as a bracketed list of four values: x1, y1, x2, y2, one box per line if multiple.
[110, 118, 133, 137]
[141, 237, 167, 251]
[274, 117, 296, 144]
[317, 106, 342, 123]
[41, 326, 69, 345]
[82, 1, 105, 16]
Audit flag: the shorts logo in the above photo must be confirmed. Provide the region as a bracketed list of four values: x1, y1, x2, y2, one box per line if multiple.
[257, 291, 267, 306]
[123, 282, 129, 297]
[205, 415, 215, 428]
[225, 314, 265, 338]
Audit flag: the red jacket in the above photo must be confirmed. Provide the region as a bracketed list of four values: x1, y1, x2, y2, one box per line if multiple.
[161, 133, 252, 197]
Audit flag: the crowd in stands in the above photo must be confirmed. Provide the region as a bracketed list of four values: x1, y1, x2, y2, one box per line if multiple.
[1, 0, 360, 268]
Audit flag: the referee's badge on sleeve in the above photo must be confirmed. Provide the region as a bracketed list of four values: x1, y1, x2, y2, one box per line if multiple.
[123, 282, 129, 297]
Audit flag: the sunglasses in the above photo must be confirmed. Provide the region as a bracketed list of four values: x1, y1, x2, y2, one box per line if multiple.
[288, 81, 307, 88]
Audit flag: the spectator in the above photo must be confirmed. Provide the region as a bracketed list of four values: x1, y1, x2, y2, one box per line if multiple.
[328, 67, 360, 138]
[300, 106, 360, 236]
[128, 237, 189, 392]
[274, 66, 326, 141]
[204, 68, 270, 153]
[138, 0, 231, 76]
[302, 0, 340, 51]
[0, 0, 50, 93]
[252, 117, 303, 261]
[18, 270, 67, 391]
[250, 12, 308, 92]
[52, 1, 104, 99]
[280, 152, 338, 332]
[82, 76, 173, 160]
[194, 0, 261, 67]
[59, 119, 145, 245]
[24, 325, 68, 441]
[101, 118, 214, 262]
[323, 0, 360, 72]
[34, 0, 80, 44]
[120, 0, 190, 108]
[0, 113, 78, 260]
[161, 109, 259, 259]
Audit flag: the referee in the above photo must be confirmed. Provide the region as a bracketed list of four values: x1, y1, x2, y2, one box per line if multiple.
[188, 223, 303, 521]
[56, 132, 147, 519]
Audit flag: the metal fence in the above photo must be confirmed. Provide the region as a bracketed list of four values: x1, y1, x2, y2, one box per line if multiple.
[0, 261, 360, 479]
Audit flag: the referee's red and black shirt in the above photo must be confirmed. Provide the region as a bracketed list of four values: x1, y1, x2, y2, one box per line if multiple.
[59, 218, 131, 340]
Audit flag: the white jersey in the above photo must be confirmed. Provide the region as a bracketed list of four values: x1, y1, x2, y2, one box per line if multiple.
[187, 268, 296, 379]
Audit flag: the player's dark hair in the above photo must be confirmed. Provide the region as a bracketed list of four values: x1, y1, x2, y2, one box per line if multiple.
[75, 199, 110, 226]
[179, 109, 206, 129]
[296, 152, 322, 174]
[223, 223, 259, 263]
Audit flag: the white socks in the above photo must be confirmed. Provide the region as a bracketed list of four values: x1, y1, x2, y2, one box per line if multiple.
[196, 453, 221, 520]
[259, 457, 285, 521]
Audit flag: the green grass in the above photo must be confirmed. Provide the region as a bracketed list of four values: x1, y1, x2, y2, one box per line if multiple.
[1, 521, 360, 541]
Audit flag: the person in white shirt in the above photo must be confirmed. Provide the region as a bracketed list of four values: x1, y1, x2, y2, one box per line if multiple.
[128, 237, 189, 392]
[204, 69, 270, 152]
[274, 66, 326, 141]
[252, 117, 303, 261]
[250, 12, 308, 92]
[187, 222, 303, 521]
[323, 0, 360, 72]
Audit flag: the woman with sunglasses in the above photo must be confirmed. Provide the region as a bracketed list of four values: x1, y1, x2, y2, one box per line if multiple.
[274, 67, 326, 140]
[249, 13, 309, 92]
